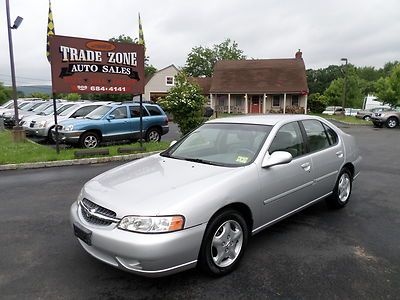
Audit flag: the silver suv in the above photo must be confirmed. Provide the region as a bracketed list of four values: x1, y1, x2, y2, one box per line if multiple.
[371, 108, 400, 128]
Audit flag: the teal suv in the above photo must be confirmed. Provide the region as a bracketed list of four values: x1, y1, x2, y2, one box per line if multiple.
[54, 102, 169, 148]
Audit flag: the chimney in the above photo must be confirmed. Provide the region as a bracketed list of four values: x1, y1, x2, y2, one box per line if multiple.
[295, 49, 302, 59]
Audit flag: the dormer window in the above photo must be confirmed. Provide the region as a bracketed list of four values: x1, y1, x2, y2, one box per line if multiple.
[166, 76, 174, 86]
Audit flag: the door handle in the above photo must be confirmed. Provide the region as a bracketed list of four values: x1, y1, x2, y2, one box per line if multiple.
[336, 151, 344, 158]
[301, 162, 311, 172]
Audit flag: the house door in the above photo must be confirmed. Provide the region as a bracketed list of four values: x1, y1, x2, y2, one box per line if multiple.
[251, 96, 261, 113]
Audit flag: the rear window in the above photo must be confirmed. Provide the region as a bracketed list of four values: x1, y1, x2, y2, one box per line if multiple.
[146, 105, 163, 116]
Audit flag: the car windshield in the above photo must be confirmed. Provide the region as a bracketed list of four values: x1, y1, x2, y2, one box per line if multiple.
[18, 102, 30, 109]
[59, 104, 79, 116]
[32, 103, 51, 112]
[85, 106, 112, 120]
[162, 123, 272, 167]
[39, 103, 64, 115]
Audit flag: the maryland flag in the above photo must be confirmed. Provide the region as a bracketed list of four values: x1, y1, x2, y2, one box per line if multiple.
[138, 13, 145, 50]
[46, 0, 55, 63]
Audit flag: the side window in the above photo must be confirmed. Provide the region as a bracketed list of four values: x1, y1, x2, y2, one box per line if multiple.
[146, 105, 162, 116]
[302, 120, 331, 152]
[323, 123, 338, 145]
[110, 107, 128, 119]
[71, 106, 99, 118]
[269, 122, 305, 158]
[129, 106, 149, 118]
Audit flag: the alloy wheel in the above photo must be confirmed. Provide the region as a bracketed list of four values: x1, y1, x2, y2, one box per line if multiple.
[338, 173, 351, 202]
[211, 220, 243, 268]
[148, 130, 160, 142]
[84, 135, 98, 148]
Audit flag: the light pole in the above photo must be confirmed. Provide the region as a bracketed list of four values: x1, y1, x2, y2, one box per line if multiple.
[5, 0, 25, 142]
[341, 58, 348, 116]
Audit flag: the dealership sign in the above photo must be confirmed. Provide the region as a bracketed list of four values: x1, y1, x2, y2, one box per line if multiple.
[49, 35, 145, 94]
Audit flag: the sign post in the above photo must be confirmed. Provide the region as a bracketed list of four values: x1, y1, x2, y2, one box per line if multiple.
[48, 35, 145, 152]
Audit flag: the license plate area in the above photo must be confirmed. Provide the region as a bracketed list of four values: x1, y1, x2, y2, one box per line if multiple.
[74, 223, 92, 245]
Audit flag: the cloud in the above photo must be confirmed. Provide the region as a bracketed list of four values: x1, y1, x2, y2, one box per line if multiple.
[1, 0, 399, 85]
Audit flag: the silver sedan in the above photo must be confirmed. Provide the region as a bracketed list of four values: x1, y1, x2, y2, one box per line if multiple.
[70, 115, 361, 277]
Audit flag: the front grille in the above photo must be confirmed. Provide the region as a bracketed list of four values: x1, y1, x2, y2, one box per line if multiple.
[80, 198, 117, 226]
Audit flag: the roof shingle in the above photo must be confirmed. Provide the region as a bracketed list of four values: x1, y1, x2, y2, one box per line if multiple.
[209, 58, 308, 94]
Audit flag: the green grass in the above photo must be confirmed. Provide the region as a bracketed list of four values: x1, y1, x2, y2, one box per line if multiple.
[311, 113, 371, 124]
[212, 112, 370, 125]
[0, 130, 169, 165]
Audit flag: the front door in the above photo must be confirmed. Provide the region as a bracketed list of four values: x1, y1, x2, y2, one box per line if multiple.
[258, 122, 314, 224]
[251, 96, 261, 113]
[103, 106, 130, 140]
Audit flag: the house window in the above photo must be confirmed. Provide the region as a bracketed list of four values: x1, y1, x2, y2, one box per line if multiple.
[292, 95, 299, 106]
[272, 95, 280, 107]
[166, 76, 174, 86]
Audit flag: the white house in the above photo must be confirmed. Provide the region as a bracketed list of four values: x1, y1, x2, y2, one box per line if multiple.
[144, 65, 179, 101]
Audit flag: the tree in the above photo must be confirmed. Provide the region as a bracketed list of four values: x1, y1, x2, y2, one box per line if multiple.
[324, 69, 363, 108]
[376, 65, 400, 106]
[0, 82, 12, 105]
[158, 72, 206, 135]
[306, 65, 344, 95]
[29, 92, 50, 100]
[308, 93, 328, 113]
[184, 38, 245, 77]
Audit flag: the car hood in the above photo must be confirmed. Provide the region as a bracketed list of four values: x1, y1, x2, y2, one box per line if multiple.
[82, 154, 241, 217]
[59, 118, 93, 128]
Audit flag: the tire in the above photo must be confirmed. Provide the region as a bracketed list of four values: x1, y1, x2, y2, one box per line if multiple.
[47, 126, 55, 143]
[198, 210, 248, 276]
[326, 168, 352, 209]
[79, 131, 100, 148]
[385, 117, 398, 129]
[363, 115, 371, 121]
[145, 127, 161, 142]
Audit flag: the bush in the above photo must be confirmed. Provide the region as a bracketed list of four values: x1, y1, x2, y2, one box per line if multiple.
[158, 72, 206, 135]
[308, 93, 328, 113]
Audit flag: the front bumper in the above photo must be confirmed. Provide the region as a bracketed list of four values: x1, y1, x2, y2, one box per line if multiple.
[162, 125, 169, 135]
[24, 126, 48, 137]
[52, 129, 83, 143]
[70, 201, 206, 277]
[371, 117, 386, 126]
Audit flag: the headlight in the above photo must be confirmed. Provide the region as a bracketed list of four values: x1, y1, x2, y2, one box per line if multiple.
[39, 120, 47, 128]
[64, 124, 74, 131]
[118, 215, 185, 233]
[380, 113, 385, 117]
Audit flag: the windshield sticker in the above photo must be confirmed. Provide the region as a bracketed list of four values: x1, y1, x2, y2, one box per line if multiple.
[236, 156, 249, 164]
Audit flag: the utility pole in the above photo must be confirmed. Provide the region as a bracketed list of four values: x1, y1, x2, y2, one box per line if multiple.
[341, 58, 348, 116]
[5, 0, 25, 142]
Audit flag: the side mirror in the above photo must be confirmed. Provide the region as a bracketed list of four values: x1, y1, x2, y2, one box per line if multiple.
[170, 140, 177, 147]
[262, 151, 293, 168]
[107, 115, 115, 121]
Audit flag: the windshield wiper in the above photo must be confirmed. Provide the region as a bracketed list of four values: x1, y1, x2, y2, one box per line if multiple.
[183, 158, 224, 166]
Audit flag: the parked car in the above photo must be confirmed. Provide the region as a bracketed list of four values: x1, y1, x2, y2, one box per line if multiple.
[1, 99, 46, 128]
[25, 102, 107, 141]
[356, 107, 393, 121]
[70, 115, 361, 277]
[55, 102, 169, 148]
[370, 108, 400, 128]
[322, 106, 337, 115]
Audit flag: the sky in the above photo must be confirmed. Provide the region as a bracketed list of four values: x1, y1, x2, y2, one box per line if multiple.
[1, 0, 400, 86]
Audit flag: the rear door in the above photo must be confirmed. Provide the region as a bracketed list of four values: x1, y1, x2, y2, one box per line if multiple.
[300, 120, 344, 198]
[127, 106, 149, 139]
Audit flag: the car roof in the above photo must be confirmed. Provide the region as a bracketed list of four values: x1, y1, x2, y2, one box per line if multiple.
[207, 114, 324, 126]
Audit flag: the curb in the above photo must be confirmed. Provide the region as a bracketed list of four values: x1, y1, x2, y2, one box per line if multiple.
[0, 151, 161, 171]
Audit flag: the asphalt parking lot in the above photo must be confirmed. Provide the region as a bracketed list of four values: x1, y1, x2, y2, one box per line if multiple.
[0, 124, 399, 299]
